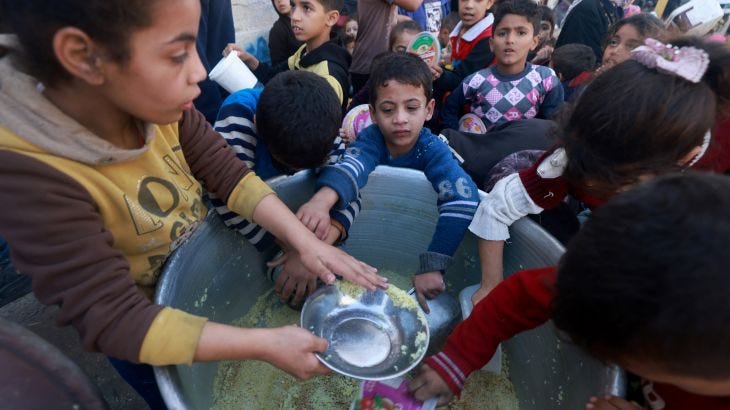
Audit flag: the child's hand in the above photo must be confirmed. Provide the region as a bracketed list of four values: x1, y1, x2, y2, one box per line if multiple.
[263, 325, 331, 379]
[429, 63, 443, 81]
[532, 46, 554, 64]
[223, 43, 257, 68]
[408, 364, 454, 406]
[339, 127, 355, 145]
[586, 396, 641, 410]
[412, 271, 446, 313]
[268, 251, 319, 306]
[296, 201, 332, 240]
[299, 240, 387, 290]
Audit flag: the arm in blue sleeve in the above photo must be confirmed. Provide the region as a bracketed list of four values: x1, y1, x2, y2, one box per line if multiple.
[420, 136, 481, 272]
[316, 126, 385, 209]
[537, 80, 564, 120]
[209, 89, 275, 251]
[442, 80, 468, 130]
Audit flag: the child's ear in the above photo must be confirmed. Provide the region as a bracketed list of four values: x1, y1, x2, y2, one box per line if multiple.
[530, 33, 539, 51]
[326, 10, 340, 28]
[425, 98, 435, 121]
[52, 26, 105, 86]
[368, 104, 377, 124]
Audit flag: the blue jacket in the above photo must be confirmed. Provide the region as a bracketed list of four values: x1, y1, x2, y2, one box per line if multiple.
[210, 88, 360, 251]
[317, 125, 480, 273]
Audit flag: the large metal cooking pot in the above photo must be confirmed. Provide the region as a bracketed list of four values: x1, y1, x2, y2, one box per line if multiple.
[155, 167, 624, 409]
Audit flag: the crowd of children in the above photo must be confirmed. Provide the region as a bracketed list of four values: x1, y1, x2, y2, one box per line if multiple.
[1, 0, 730, 408]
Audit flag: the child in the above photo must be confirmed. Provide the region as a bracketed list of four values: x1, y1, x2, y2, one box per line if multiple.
[466, 37, 730, 304]
[346, 21, 423, 112]
[345, 14, 359, 41]
[268, 0, 303, 65]
[297, 53, 480, 311]
[441, 0, 563, 132]
[550, 43, 596, 101]
[434, 0, 497, 102]
[529, 5, 555, 65]
[596, 13, 666, 74]
[390, 19, 423, 53]
[211, 70, 361, 305]
[410, 172, 730, 408]
[226, 0, 352, 111]
[438, 12, 460, 65]
[0, 0, 386, 407]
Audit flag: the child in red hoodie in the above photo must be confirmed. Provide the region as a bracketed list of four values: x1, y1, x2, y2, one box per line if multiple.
[409, 172, 730, 409]
[433, 0, 497, 106]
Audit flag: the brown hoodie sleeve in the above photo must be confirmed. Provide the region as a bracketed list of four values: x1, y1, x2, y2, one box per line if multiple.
[177, 108, 273, 219]
[0, 151, 162, 362]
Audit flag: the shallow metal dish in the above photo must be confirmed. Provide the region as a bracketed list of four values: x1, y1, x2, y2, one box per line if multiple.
[301, 283, 429, 380]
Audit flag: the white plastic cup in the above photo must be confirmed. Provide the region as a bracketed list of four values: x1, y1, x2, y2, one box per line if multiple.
[208, 51, 258, 93]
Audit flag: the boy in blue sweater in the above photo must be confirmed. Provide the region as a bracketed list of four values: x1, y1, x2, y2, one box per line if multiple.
[210, 71, 360, 305]
[298, 53, 480, 310]
[442, 0, 563, 132]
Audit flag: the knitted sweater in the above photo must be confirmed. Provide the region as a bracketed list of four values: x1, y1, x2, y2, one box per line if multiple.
[316, 125, 480, 272]
[0, 50, 273, 366]
[442, 63, 563, 131]
[425, 267, 730, 409]
[209, 88, 360, 250]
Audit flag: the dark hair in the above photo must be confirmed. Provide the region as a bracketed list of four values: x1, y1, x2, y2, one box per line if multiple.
[441, 12, 460, 32]
[603, 13, 666, 50]
[389, 20, 423, 51]
[492, 0, 541, 35]
[560, 36, 727, 195]
[318, 0, 345, 12]
[256, 71, 342, 170]
[552, 172, 730, 379]
[368, 52, 433, 106]
[538, 5, 555, 29]
[0, 0, 154, 86]
[551, 44, 596, 81]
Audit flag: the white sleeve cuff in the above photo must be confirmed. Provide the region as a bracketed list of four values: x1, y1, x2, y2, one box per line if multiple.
[468, 173, 543, 240]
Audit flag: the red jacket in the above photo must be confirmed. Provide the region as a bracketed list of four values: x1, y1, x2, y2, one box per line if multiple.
[424, 268, 730, 409]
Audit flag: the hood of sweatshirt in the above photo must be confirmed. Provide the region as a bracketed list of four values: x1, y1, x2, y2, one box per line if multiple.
[297, 40, 351, 74]
[0, 35, 154, 165]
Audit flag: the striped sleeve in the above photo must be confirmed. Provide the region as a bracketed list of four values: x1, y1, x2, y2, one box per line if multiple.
[209, 89, 275, 251]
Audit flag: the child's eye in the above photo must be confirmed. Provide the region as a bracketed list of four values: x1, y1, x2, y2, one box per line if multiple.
[172, 52, 189, 64]
[407, 106, 420, 112]
[608, 37, 620, 47]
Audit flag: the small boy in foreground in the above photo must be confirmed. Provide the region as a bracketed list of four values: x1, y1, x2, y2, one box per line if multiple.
[297, 53, 480, 311]
[409, 172, 730, 409]
[441, 0, 563, 132]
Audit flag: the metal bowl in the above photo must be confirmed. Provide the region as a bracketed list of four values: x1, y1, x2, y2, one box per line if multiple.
[154, 167, 625, 409]
[301, 284, 429, 380]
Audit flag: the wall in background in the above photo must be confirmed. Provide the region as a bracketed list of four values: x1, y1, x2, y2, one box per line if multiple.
[231, 0, 277, 64]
